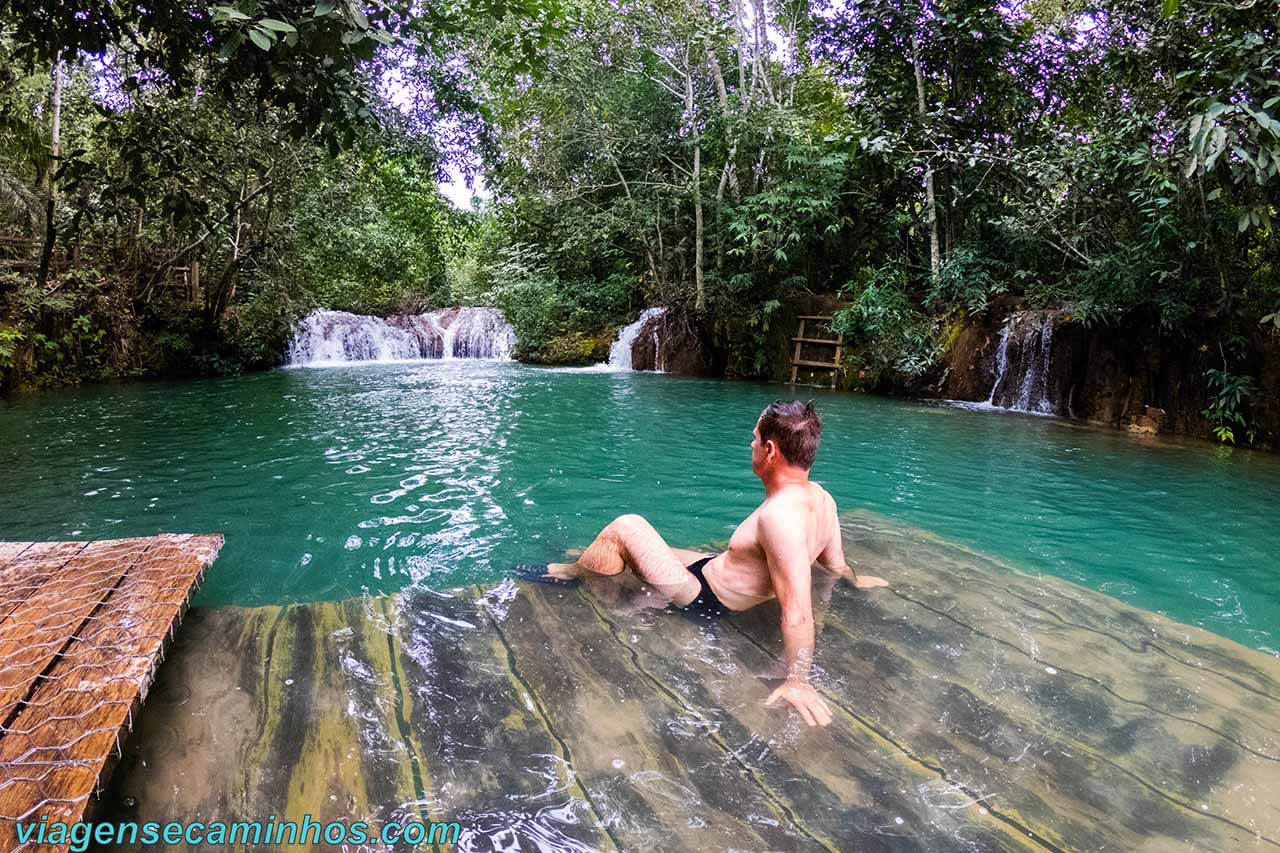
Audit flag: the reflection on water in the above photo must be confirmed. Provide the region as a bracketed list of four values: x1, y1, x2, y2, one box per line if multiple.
[1, 360, 1278, 650]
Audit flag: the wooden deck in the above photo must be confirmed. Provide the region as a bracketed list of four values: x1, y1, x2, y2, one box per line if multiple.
[0, 535, 223, 850]
[96, 514, 1280, 852]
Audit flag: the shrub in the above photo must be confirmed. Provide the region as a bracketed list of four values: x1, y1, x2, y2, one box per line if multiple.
[833, 266, 940, 386]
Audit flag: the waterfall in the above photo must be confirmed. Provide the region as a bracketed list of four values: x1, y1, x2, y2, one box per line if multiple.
[286, 308, 515, 366]
[441, 307, 518, 359]
[608, 307, 666, 370]
[985, 311, 1062, 415]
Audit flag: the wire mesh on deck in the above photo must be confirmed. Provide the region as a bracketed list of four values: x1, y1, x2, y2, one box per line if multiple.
[0, 534, 221, 847]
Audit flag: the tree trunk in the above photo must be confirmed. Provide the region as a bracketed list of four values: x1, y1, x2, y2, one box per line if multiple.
[752, 0, 776, 104]
[36, 60, 64, 290]
[685, 55, 705, 312]
[694, 142, 704, 311]
[732, 0, 748, 98]
[205, 176, 249, 325]
[708, 45, 738, 272]
[708, 46, 740, 201]
[911, 33, 942, 278]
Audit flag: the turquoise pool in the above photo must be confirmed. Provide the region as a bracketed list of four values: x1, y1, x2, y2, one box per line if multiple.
[1, 360, 1276, 651]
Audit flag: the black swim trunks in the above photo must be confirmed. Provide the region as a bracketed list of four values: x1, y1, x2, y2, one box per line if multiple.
[682, 555, 728, 617]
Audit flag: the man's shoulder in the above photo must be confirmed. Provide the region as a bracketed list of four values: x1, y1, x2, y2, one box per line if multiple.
[760, 486, 821, 522]
[757, 496, 799, 529]
[816, 483, 838, 512]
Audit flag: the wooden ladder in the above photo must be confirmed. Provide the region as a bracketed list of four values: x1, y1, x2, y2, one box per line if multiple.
[788, 315, 844, 388]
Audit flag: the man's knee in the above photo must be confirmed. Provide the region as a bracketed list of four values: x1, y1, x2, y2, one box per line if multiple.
[610, 513, 648, 537]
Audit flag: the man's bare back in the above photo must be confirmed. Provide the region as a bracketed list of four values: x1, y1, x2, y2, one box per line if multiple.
[543, 401, 887, 727]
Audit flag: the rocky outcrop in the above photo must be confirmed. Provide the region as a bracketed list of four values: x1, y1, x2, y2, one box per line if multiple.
[528, 330, 615, 365]
[628, 310, 708, 375]
[938, 306, 1279, 447]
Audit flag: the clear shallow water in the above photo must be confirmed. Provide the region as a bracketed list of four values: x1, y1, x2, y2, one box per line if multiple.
[0, 361, 1276, 651]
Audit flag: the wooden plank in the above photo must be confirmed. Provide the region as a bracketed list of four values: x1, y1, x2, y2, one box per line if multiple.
[0, 543, 91, 625]
[0, 540, 209, 825]
[0, 535, 221, 852]
[0, 545, 33, 564]
[7, 543, 86, 560]
[0, 539, 151, 724]
[797, 315, 833, 320]
[789, 319, 805, 384]
[792, 336, 842, 345]
[790, 359, 841, 369]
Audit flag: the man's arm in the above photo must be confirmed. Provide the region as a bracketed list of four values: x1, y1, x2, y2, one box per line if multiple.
[757, 505, 833, 727]
[815, 515, 853, 580]
[816, 503, 888, 589]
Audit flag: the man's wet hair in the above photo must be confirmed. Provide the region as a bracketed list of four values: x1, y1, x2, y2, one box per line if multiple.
[757, 400, 822, 469]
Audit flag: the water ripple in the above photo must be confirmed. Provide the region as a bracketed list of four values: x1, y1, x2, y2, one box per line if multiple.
[0, 361, 1277, 650]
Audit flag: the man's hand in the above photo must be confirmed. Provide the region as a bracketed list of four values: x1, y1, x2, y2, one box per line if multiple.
[820, 563, 889, 589]
[766, 680, 833, 727]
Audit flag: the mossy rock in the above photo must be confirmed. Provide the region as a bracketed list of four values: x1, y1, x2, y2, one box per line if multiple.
[937, 313, 966, 354]
[523, 329, 615, 365]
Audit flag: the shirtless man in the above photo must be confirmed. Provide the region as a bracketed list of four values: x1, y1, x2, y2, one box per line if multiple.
[546, 400, 888, 727]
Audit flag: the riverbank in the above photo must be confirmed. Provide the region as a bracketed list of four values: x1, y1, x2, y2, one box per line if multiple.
[929, 304, 1280, 450]
[575, 300, 1280, 452]
[5, 296, 1277, 453]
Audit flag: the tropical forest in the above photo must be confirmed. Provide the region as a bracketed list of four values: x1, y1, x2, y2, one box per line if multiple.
[2, 0, 1278, 442]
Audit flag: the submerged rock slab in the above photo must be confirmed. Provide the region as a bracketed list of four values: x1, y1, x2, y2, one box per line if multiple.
[97, 513, 1280, 852]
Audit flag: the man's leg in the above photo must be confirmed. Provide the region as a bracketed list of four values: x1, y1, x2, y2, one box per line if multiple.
[547, 514, 702, 606]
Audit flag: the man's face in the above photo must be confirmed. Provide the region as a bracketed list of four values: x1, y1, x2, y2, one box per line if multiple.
[751, 422, 767, 477]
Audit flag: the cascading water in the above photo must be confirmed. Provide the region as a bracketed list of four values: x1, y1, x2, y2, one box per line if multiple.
[442, 307, 518, 359]
[286, 308, 515, 366]
[608, 307, 666, 370]
[985, 311, 1063, 415]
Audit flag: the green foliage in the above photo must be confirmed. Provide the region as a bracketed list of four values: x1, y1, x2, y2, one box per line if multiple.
[1262, 309, 1280, 335]
[927, 244, 1007, 315]
[536, 330, 615, 365]
[718, 298, 783, 378]
[833, 266, 940, 384]
[472, 241, 631, 361]
[4, 0, 562, 150]
[0, 327, 24, 384]
[2, 0, 1279, 450]
[1202, 339, 1257, 444]
[220, 287, 306, 371]
[290, 143, 459, 315]
[0, 0, 564, 391]
[726, 144, 848, 267]
[1203, 367, 1255, 444]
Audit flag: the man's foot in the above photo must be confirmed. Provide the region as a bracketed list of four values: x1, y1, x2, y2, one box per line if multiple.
[854, 574, 889, 589]
[512, 564, 580, 587]
[545, 561, 585, 580]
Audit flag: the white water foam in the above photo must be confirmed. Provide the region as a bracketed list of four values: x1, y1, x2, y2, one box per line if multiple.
[607, 307, 666, 371]
[286, 308, 516, 366]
